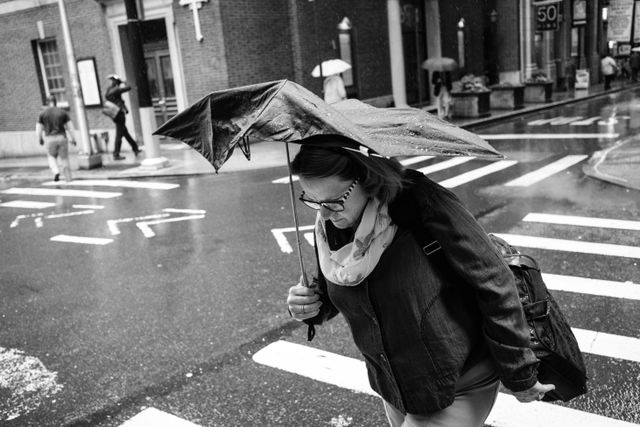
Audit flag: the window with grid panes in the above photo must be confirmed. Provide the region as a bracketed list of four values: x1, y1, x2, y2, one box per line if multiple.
[37, 38, 67, 105]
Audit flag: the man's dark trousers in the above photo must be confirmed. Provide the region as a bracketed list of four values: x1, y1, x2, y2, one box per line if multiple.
[113, 111, 139, 156]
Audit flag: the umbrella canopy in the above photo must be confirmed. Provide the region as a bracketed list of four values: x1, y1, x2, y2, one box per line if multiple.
[422, 57, 458, 72]
[311, 59, 352, 78]
[154, 80, 501, 172]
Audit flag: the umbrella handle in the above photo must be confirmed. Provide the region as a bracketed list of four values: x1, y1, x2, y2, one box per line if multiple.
[285, 142, 309, 287]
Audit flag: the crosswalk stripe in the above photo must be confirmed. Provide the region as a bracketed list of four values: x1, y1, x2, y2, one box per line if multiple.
[522, 213, 640, 231]
[492, 233, 640, 259]
[43, 179, 179, 190]
[272, 175, 299, 184]
[2, 187, 121, 199]
[543, 273, 640, 300]
[118, 407, 200, 427]
[479, 133, 619, 140]
[253, 341, 638, 426]
[573, 328, 640, 363]
[439, 160, 518, 188]
[416, 157, 475, 175]
[399, 155, 435, 166]
[504, 155, 588, 187]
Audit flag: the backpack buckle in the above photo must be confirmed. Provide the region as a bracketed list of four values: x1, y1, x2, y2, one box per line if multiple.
[422, 240, 441, 256]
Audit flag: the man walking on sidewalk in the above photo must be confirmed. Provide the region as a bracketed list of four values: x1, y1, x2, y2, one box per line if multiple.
[35, 95, 76, 182]
[600, 53, 618, 90]
[104, 74, 141, 161]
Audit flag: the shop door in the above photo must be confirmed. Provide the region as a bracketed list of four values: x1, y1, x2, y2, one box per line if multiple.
[145, 49, 177, 127]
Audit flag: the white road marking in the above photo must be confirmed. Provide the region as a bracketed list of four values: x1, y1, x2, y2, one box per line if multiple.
[10, 213, 44, 228]
[162, 208, 206, 214]
[136, 214, 205, 238]
[439, 160, 518, 188]
[253, 341, 638, 427]
[2, 187, 121, 199]
[479, 133, 619, 140]
[46, 210, 95, 219]
[570, 116, 602, 126]
[523, 213, 640, 231]
[399, 155, 435, 166]
[491, 233, 640, 259]
[304, 232, 314, 246]
[50, 235, 113, 245]
[548, 116, 583, 125]
[272, 175, 299, 184]
[573, 328, 640, 363]
[543, 273, 640, 300]
[416, 157, 475, 175]
[108, 214, 170, 236]
[526, 118, 556, 126]
[504, 155, 588, 187]
[271, 225, 315, 253]
[118, 407, 201, 427]
[0, 347, 63, 422]
[72, 204, 104, 210]
[43, 179, 179, 190]
[0, 200, 56, 209]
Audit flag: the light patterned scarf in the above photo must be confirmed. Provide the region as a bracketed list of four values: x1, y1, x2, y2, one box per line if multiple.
[315, 198, 397, 286]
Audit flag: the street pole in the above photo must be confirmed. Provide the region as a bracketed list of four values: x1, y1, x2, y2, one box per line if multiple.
[310, 0, 323, 93]
[124, 0, 169, 169]
[57, 0, 102, 169]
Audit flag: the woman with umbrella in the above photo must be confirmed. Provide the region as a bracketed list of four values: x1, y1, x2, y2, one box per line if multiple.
[286, 137, 554, 426]
[423, 57, 457, 119]
[155, 80, 555, 427]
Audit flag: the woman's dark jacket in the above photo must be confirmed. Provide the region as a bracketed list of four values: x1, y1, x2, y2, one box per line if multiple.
[307, 169, 539, 414]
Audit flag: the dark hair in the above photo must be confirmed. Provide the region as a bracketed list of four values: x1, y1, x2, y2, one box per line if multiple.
[290, 135, 406, 204]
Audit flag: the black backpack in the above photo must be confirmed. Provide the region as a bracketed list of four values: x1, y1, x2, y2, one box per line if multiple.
[415, 231, 588, 402]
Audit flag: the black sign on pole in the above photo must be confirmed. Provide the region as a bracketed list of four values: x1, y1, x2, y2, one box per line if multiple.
[536, 3, 559, 31]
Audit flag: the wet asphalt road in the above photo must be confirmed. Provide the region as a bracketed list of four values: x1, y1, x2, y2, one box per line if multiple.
[1, 90, 639, 426]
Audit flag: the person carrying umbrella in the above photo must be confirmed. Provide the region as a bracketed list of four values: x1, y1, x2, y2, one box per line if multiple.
[286, 136, 554, 425]
[154, 80, 554, 426]
[432, 70, 452, 119]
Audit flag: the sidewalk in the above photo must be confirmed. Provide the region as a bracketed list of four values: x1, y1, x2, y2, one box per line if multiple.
[1, 80, 638, 189]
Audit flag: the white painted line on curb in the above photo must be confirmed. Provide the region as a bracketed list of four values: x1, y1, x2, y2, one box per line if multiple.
[479, 133, 619, 140]
[43, 179, 179, 190]
[504, 155, 588, 187]
[543, 273, 640, 300]
[523, 213, 640, 231]
[416, 157, 475, 175]
[2, 187, 121, 199]
[0, 200, 56, 209]
[118, 407, 201, 427]
[491, 233, 640, 259]
[253, 341, 638, 427]
[440, 160, 518, 188]
[50, 235, 113, 245]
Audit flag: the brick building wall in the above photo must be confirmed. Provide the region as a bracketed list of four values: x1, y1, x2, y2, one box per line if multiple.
[0, 0, 114, 132]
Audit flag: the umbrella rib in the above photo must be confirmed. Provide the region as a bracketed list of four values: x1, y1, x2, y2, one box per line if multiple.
[285, 141, 309, 287]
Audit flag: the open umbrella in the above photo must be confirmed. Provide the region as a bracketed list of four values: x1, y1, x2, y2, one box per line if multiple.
[422, 57, 458, 72]
[154, 79, 501, 283]
[311, 59, 352, 78]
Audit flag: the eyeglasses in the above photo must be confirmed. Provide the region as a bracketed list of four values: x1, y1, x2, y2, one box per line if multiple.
[299, 179, 359, 212]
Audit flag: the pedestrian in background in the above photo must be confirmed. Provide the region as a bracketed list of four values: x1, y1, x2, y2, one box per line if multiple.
[564, 58, 576, 91]
[35, 95, 76, 182]
[432, 71, 452, 119]
[630, 52, 640, 82]
[104, 74, 141, 160]
[287, 137, 554, 426]
[600, 53, 618, 90]
[323, 74, 347, 104]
